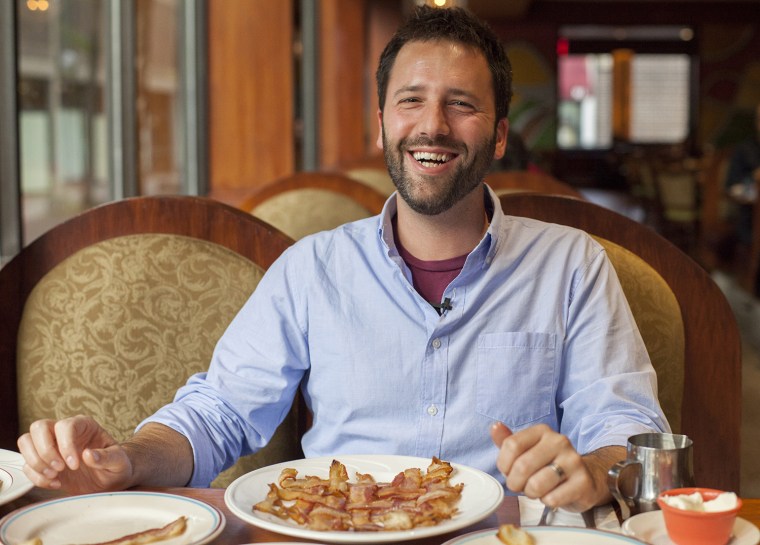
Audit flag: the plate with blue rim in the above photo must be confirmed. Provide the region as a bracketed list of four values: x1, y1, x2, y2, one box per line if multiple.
[0, 449, 34, 507]
[441, 526, 651, 544]
[0, 490, 226, 545]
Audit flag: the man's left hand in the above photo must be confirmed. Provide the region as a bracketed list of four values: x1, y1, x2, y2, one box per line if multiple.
[490, 421, 623, 512]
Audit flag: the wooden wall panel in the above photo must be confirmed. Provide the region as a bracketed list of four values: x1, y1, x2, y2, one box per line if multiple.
[318, 0, 367, 169]
[365, 0, 403, 158]
[208, 0, 294, 193]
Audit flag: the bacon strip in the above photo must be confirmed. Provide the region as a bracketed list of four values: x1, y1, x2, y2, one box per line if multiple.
[67, 516, 188, 545]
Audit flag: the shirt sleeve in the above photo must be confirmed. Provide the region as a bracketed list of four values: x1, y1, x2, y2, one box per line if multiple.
[138, 244, 310, 486]
[558, 243, 671, 454]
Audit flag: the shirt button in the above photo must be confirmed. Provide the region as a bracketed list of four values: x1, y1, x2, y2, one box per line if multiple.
[427, 404, 438, 416]
[432, 338, 442, 349]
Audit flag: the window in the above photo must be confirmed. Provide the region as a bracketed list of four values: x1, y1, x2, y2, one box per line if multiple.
[0, 0, 205, 259]
[557, 25, 696, 150]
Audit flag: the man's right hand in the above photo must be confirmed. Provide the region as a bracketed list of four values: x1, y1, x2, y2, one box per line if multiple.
[17, 415, 134, 494]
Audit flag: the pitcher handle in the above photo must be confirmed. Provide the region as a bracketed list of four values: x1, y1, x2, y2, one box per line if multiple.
[607, 460, 641, 521]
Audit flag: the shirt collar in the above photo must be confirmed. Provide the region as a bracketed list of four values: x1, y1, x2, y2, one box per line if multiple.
[377, 184, 503, 268]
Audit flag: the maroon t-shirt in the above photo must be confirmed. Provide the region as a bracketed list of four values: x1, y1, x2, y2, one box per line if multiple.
[395, 231, 467, 310]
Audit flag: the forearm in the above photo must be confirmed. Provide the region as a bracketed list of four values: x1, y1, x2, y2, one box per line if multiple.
[582, 445, 625, 506]
[122, 423, 194, 487]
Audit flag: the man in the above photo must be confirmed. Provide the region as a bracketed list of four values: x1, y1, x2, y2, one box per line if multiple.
[18, 6, 668, 513]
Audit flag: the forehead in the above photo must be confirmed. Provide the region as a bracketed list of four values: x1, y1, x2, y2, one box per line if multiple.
[388, 39, 494, 97]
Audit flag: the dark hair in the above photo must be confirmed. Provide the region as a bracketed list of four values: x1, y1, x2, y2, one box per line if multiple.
[376, 6, 513, 122]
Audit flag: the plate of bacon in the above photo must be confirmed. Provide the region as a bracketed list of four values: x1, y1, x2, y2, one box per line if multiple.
[224, 454, 504, 543]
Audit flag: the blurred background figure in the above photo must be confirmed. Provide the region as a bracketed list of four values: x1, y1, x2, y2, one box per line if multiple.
[492, 130, 536, 172]
[724, 103, 760, 246]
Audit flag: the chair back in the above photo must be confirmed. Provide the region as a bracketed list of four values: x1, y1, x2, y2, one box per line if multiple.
[342, 167, 396, 197]
[241, 172, 388, 239]
[499, 193, 741, 492]
[485, 170, 585, 199]
[0, 196, 303, 487]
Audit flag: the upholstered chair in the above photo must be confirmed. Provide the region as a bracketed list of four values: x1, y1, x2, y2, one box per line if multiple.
[0, 196, 304, 488]
[241, 172, 388, 240]
[499, 193, 741, 492]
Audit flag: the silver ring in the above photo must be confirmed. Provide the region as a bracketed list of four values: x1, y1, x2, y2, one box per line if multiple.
[548, 462, 566, 481]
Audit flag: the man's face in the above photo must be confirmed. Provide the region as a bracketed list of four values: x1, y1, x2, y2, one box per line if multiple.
[377, 40, 507, 216]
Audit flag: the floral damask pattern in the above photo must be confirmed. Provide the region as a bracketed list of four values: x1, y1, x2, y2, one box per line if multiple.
[596, 237, 685, 432]
[17, 235, 266, 470]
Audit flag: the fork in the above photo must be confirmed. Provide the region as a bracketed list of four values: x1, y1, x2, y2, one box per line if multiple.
[581, 508, 596, 528]
[538, 505, 556, 526]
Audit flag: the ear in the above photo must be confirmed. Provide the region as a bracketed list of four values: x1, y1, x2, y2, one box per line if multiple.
[493, 118, 509, 160]
[376, 109, 384, 151]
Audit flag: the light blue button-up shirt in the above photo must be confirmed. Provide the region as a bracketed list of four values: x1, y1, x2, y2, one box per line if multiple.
[145, 185, 669, 487]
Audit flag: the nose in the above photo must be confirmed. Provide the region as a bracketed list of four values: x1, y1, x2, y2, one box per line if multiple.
[418, 102, 450, 138]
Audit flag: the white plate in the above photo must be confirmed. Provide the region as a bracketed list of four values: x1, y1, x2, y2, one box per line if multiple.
[622, 510, 760, 545]
[0, 491, 226, 545]
[441, 526, 649, 544]
[224, 454, 504, 543]
[0, 450, 33, 506]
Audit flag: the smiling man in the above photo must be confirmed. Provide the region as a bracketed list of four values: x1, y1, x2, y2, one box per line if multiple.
[380, 39, 505, 220]
[18, 6, 669, 514]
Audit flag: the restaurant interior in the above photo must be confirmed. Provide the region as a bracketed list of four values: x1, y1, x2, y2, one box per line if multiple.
[0, 0, 759, 511]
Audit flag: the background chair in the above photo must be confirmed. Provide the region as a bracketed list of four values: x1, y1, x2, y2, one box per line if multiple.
[499, 193, 742, 492]
[240, 172, 388, 240]
[0, 196, 304, 487]
[484, 170, 585, 199]
[339, 155, 397, 197]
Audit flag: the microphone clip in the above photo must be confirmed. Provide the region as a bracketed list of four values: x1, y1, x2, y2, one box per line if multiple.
[431, 297, 453, 315]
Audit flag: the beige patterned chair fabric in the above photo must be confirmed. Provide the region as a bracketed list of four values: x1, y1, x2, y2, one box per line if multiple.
[17, 233, 301, 488]
[343, 168, 397, 197]
[251, 188, 374, 240]
[592, 236, 685, 432]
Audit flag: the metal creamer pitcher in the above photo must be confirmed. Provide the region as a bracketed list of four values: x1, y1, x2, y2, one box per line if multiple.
[608, 432, 695, 519]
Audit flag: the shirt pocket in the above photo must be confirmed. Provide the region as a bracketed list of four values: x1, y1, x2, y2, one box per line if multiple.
[476, 331, 558, 427]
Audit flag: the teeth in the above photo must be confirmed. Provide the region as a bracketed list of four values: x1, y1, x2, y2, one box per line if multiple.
[412, 151, 452, 164]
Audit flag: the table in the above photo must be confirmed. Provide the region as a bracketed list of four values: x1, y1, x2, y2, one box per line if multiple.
[1, 487, 759, 544]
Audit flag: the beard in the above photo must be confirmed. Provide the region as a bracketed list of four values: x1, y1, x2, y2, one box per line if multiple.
[382, 128, 496, 216]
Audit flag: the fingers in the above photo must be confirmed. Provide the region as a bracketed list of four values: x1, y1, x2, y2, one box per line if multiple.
[18, 419, 67, 488]
[17, 415, 116, 491]
[493, 424, 595, 511]
[81, 444, 121, 472]
[489, 421, 513, 448]
[495, 424, 562, 486]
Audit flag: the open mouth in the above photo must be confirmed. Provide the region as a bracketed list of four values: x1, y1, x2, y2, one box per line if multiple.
[411, 151, 456, 168]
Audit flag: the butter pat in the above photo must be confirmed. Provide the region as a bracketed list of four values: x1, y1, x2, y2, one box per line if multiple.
[661, 492, 738, 512]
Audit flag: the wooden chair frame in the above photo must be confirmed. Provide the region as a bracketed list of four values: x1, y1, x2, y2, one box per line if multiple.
[0, 195, 301, 451]
[239, 171, 388, 215]
[499, 193, 742, 491]
[485, 170, 585, 199]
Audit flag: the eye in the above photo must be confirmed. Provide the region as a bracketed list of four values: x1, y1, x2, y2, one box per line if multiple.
[449, 100, 475, 111]
[396, 97, 423, 110]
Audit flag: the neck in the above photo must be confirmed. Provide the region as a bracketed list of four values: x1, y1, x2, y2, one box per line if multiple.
[395, 187, 489, 261]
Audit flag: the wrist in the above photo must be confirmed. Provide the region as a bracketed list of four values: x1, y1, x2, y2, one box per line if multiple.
[582, 445, 625, 506]
[123, 423, 194, 487]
